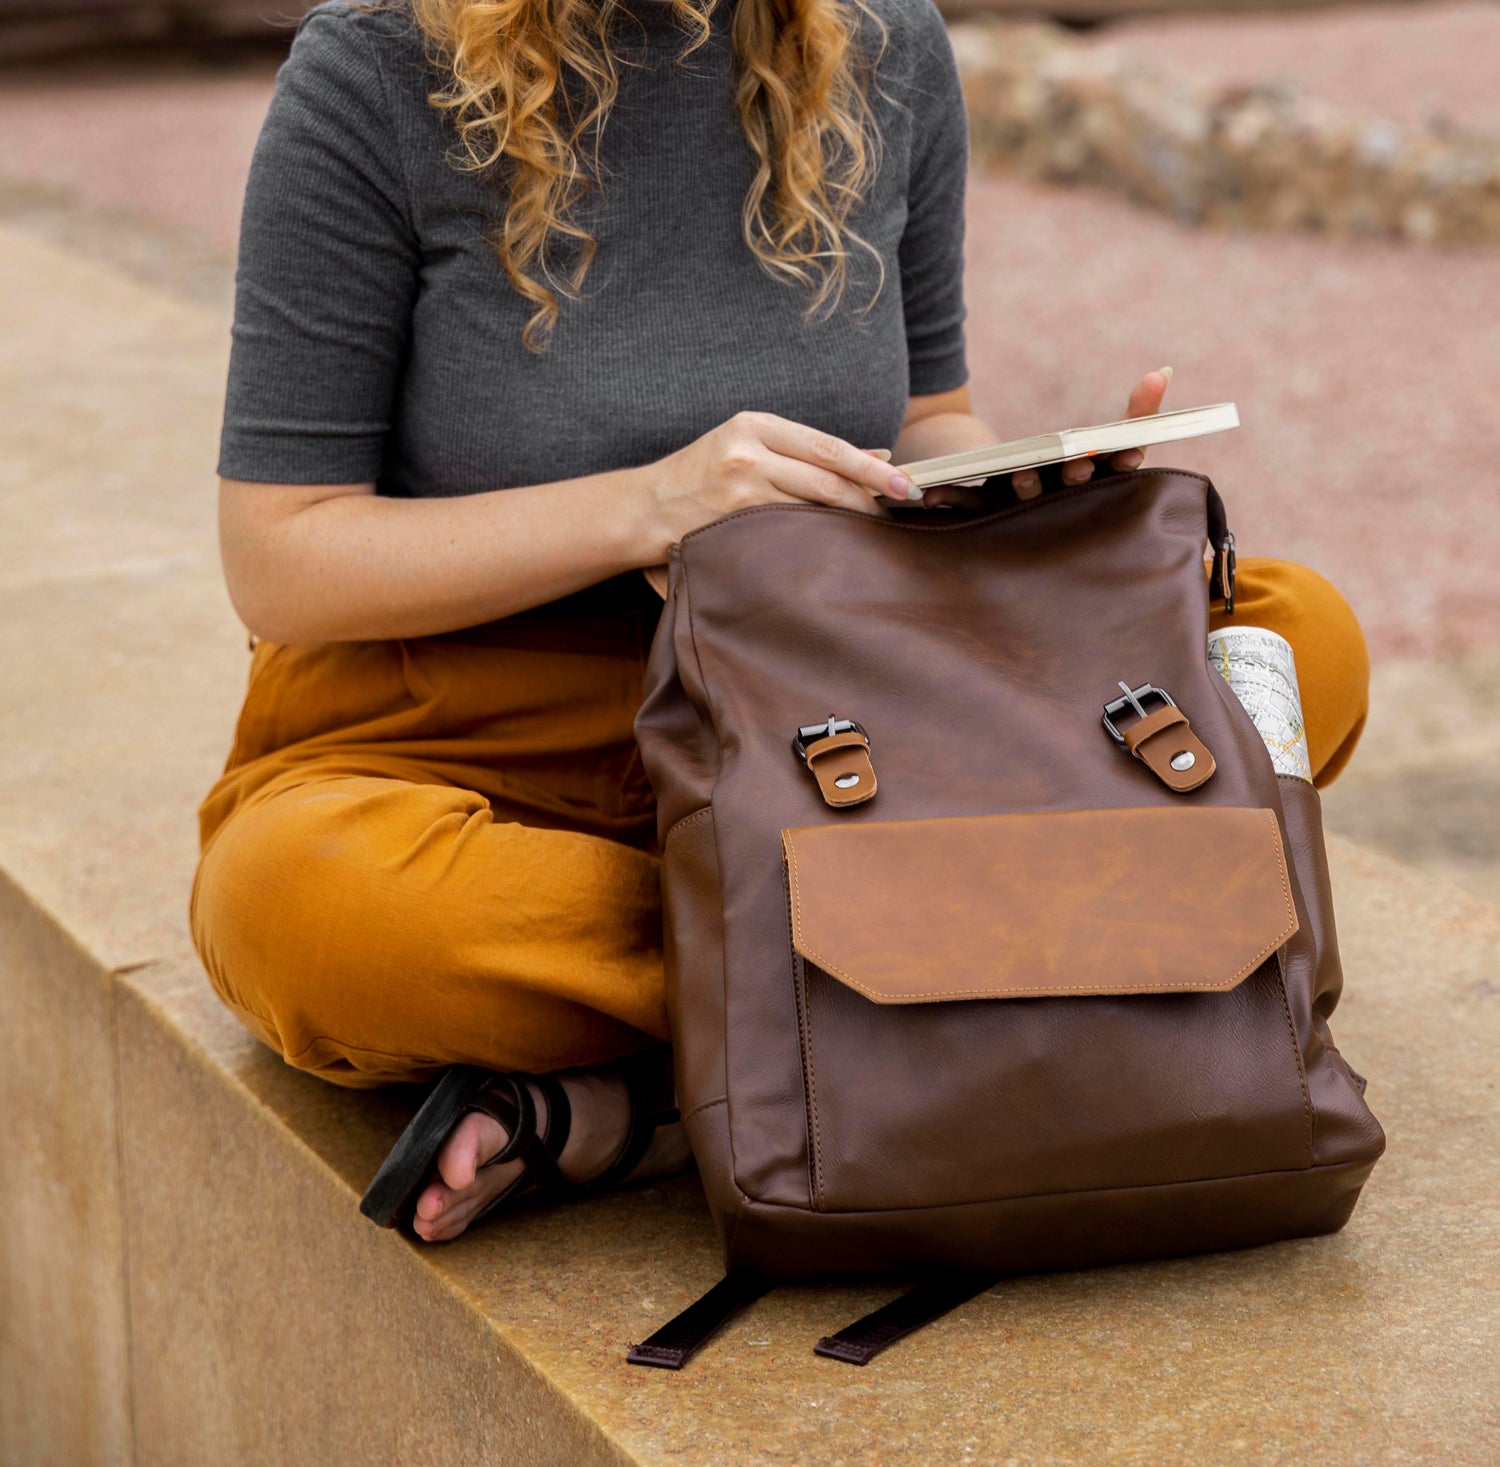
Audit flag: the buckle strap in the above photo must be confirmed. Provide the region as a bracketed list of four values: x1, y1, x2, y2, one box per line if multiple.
[814, 1270, 998, 1366]
[1102, 681, 1215, 793]
[792, 715, 877, 808]
[1123, 705, 1216, 791]
[626, 1271, 772, 1369]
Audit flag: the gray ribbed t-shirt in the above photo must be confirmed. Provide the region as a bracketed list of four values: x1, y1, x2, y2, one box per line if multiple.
[217, 0, 971, 498]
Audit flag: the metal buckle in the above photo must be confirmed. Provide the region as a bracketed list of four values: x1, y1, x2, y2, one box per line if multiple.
[792, 715, 869, 765]
[1101, 681, 1176, 746]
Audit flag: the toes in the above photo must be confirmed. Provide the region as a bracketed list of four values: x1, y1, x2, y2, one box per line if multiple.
[414, 1174, 510, 1243]
[435, 1109, 506, 1191]
[413, 1178, 452, 1225]
[423, 1189, 492, 1241]
[410, 1104, 532, 1244]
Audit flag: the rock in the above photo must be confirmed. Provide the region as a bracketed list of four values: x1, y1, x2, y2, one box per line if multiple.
[954, 15, 1500, 249]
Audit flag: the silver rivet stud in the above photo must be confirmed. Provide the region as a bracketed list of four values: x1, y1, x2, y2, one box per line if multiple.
[1170, 750, 1196, 772]
[834, 773, 861, 788]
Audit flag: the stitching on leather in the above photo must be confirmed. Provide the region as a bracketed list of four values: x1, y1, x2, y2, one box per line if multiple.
[724, 1187, 745, 1261]
[783, 838, 824, 1209]
[1271, 947, 1316, 1167]
[677, 558, 742, 1199]
[1272, 773, 1326, 1160]
[783, 809, 1298, 1002]
[740, 1153, 1375, 1217]
[661, 805, 713, 846]
[1276, 771, 1324, 807]
[677, 557, 721, 814]
[680, 1096, 727, 1124]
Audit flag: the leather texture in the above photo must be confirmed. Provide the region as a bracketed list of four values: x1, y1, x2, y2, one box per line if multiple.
[801, 728, 878, 807]
[1121, 703, 1217, 791]
[782, 805, 1296, 1002]
[633, 466, 1385, 1277]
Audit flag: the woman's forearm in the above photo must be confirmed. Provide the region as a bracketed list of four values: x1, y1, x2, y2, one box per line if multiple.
[224, 408, 922, 644]
[891, 409, 999, 466]
[221, 464, 660, 644]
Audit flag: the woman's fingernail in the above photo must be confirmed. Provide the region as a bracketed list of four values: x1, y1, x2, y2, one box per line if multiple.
[1157, 365, 1173, 384]
[1120, 449, 1144, 468]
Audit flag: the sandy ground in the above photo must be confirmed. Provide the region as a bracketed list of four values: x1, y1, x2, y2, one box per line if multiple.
[0, 51, 281, 249]
[1096, 0, 1500, 133]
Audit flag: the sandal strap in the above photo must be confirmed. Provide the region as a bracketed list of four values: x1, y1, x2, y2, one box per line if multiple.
[568, 1049, 680, 1201]
[511, 1072, 580, 1201]
[462, 1075, 542, 1227]
[471, 1070, 582, 1204]
[469, 1074, 535, 1167]
[461, 1049, 679, 1222]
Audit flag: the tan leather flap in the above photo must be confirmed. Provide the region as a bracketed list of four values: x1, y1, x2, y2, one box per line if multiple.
[781, 806, 1297, 1004]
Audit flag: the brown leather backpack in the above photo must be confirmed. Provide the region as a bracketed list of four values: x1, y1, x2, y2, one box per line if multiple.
[628, 465, 1384, 1369]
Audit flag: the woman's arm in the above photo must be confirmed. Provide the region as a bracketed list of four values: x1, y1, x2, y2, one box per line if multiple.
[891, 384, 1000, 465]
[220, 472, 651, 645]
[222, 410, 917, 644]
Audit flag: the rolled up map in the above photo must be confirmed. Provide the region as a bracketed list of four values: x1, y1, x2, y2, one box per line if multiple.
[1207, 626, 1313, 782]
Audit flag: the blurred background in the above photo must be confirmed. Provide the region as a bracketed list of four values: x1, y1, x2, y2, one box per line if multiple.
[0, 0, 1495, 906]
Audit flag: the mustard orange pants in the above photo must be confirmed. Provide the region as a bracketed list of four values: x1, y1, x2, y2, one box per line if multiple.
[188, 558, 1369, 1090]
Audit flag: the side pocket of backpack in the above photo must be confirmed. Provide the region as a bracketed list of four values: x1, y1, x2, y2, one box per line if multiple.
[661, 807, 727, 1131]
[1274, 774, 1387, 1169]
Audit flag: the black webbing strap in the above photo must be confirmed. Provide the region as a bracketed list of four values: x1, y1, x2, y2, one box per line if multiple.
[626, 1270, 772, 1369]
[813, 1271, 999, 1366]
[1205, 482, 1236, 612]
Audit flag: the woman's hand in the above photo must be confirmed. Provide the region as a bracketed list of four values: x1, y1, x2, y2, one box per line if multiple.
[639, 410, 918, 555]
[1009, 365, 1173, 500]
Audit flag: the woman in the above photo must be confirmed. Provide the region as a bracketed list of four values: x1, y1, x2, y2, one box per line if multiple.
[190, 0, 1370, 1244]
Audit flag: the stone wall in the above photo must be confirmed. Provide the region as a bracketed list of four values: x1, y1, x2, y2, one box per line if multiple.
[952, 17, 1500, 246]
[0, 2, 302, 58]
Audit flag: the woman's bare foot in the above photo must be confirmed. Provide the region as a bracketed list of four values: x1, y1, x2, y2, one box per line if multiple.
[411, 1066, 693, 1243]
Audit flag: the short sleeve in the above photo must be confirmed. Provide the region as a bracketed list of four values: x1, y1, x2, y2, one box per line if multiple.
[217, 4, 420, 484]
[897, 0, 970, 397]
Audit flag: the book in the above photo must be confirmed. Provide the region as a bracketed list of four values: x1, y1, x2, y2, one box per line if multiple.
[638, 404, 1238, 596]
[898, 401, 1240, 492]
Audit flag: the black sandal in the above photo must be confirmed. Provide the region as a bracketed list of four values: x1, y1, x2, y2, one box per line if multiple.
[359, 1048, 682, 1232]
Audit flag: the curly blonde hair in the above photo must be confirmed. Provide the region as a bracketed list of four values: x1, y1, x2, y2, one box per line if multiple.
[392, 0, 892, 352]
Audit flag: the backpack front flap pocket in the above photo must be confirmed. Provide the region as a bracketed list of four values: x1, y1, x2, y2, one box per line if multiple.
[781, 806, 1314, 1213]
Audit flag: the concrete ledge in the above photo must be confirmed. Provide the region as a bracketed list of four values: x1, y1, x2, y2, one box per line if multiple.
[3, 226, 1498, 1464]
[0, 872, 130, 1467]
[8, 828, 1499, 1463]
[115, 960, 648, 1467]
